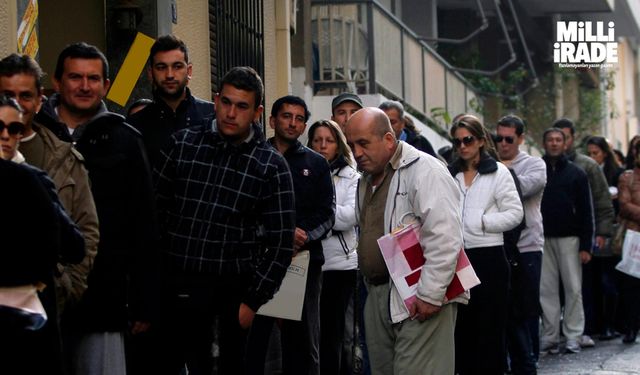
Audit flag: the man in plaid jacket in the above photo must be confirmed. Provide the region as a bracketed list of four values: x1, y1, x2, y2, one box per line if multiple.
[153, 67, 296, 374]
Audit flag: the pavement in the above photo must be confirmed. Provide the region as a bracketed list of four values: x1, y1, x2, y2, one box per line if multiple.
[538, 337, 640, 374]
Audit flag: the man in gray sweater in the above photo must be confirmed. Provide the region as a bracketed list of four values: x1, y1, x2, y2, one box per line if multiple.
[497, 115, 547, 372]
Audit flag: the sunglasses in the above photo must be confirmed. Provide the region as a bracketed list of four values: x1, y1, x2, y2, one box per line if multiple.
[0, 121, 25, 136]
[452, 135, 476, 148]
[494, 135, 515, 144]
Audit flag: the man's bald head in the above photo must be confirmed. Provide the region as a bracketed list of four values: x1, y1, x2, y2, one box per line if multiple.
[346, 107, 395, 139]
[344, 107, 397, 179]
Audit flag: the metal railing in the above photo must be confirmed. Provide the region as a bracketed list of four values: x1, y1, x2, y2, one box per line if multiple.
[210, 0, 264, 94]
[310, 0, 480, 124]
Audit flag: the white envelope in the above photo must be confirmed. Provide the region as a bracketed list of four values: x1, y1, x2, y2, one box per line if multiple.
[257, 250, 310, 321]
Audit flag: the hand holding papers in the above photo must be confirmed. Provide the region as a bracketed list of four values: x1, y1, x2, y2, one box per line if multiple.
[377, 222, 480, 311]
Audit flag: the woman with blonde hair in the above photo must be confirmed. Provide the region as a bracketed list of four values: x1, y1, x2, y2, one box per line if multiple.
[307, 119, 360, 374]
[448, 114, 523, 374]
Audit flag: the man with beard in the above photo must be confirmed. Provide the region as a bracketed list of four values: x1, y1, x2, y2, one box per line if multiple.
[128, 34, 214, 168]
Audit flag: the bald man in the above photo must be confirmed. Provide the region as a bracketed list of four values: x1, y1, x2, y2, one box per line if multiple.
[344, 108, 464, 374]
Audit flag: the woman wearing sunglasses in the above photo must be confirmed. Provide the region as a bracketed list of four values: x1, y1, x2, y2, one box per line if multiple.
[448, 114, 523, 375]
[0, 106, 26, 162]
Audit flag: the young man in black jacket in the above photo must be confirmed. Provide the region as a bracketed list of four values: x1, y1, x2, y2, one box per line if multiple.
[153, 67, 296, 374]
[539, 128, 594, 355]
[246, 95, 335, 375]
[127, 34, 214, 169]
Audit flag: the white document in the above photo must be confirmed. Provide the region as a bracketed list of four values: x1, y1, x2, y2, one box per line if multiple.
[257, 250, 310, 321]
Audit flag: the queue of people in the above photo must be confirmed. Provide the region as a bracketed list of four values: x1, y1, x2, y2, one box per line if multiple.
[2, 34, 640, 375]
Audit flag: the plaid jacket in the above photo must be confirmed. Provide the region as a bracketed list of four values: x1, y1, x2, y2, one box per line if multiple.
[154, 121, 296, 311]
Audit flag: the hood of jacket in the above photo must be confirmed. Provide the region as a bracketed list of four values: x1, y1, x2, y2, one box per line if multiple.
[38, 94, 127, 143]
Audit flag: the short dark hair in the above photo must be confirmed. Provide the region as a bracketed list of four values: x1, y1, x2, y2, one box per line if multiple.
[0, 94, 23, 113]
[54, 42, 109, 81]
[270, 95, 310, 122]
[0, 54, 44, 94]
[149, 34, 189, 64]
[497, 114, 525, 136]
[542, 127, 566, 142]
[552, 118, 575, 135]
[219, 67, 264, 109]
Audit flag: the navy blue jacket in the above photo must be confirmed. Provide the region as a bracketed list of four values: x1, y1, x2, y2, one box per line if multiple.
[541, 154, 594, 252]
[270, 139, 335, 264]
[128, 88, 215, 169]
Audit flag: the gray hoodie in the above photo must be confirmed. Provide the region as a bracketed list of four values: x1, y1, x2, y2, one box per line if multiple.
[510, 151, 547, 253]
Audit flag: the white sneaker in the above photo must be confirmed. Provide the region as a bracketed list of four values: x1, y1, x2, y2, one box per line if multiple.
[579, 334, 595, 348]
[566, 339, 581, 353]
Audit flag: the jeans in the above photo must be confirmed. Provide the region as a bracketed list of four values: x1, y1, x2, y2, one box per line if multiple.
[507, 251, 542, 375]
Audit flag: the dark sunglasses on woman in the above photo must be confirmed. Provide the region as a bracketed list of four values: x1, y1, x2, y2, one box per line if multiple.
[453, 135, 476, 148]
[0, 121, 25, 136]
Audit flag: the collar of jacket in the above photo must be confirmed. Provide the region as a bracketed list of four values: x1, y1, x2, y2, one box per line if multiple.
[152, 87, 194, 114]
[543, 153, 568, 168]
[38, 94, 123, 142]
[388, 141, 420, 171]
[330, 154, 349, 172]
[267, 137, 305, 156]
[211, 120, 265, 149]
[448, 152, 497, 175]
[566, 148, 578, 161]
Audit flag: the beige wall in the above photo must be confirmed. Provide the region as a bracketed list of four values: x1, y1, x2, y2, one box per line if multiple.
[0, 0, 17, 58]
[608, 38, 639, 152]
[39, 0, 105, 90]
[173, 0, 212, 101]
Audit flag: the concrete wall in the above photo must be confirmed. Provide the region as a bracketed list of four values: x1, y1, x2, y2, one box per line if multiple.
[173, 0, 212, 101]
[0, 0, 17, 58]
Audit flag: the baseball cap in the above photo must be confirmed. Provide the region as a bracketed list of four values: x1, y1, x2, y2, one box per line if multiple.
[331, 93, 363, 112]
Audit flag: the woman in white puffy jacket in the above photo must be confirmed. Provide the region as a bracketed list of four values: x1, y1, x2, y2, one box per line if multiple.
[307, 119, 359, 375]
[447, 115, 523, 375]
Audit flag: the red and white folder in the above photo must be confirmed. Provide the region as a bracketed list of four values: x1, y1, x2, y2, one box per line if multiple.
[377, 223, 480, 311]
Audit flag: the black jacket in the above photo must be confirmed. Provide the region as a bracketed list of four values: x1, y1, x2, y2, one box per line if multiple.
[270, 139, 335, 264]
[127, 88, 215, 169]
[36, 95, 159, 332]
[403, 128, 438, 159]
[0, 159, 59, 286]
[541, 154, 594, 252]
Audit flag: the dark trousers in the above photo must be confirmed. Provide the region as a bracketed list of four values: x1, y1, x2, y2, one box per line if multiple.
[617, 271, 640, 333]
[246, 262, 322, 375]
[586, 256, 620, 335]
[320, 269, 356, 375]
[582, 260, 596, 335]
[156, 273, 250, 375]
[455, 246, 510, 375]
[506, 251, 542, 375]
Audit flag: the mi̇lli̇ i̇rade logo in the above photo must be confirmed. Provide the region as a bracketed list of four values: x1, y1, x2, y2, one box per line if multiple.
[554, 21, 618, 68]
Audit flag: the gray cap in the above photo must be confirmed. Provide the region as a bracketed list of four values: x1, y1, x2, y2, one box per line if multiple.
[331, 93, 363, 112]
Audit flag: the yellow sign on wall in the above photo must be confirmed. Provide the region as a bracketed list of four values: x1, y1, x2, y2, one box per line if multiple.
[17, 0, 38, 57]
[107, 32, 155, 107]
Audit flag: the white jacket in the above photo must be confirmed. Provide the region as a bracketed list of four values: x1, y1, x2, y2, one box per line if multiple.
[357, 142, 466, 324]
[451, 157, 524, 249]
[322, 164, 360, 271]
